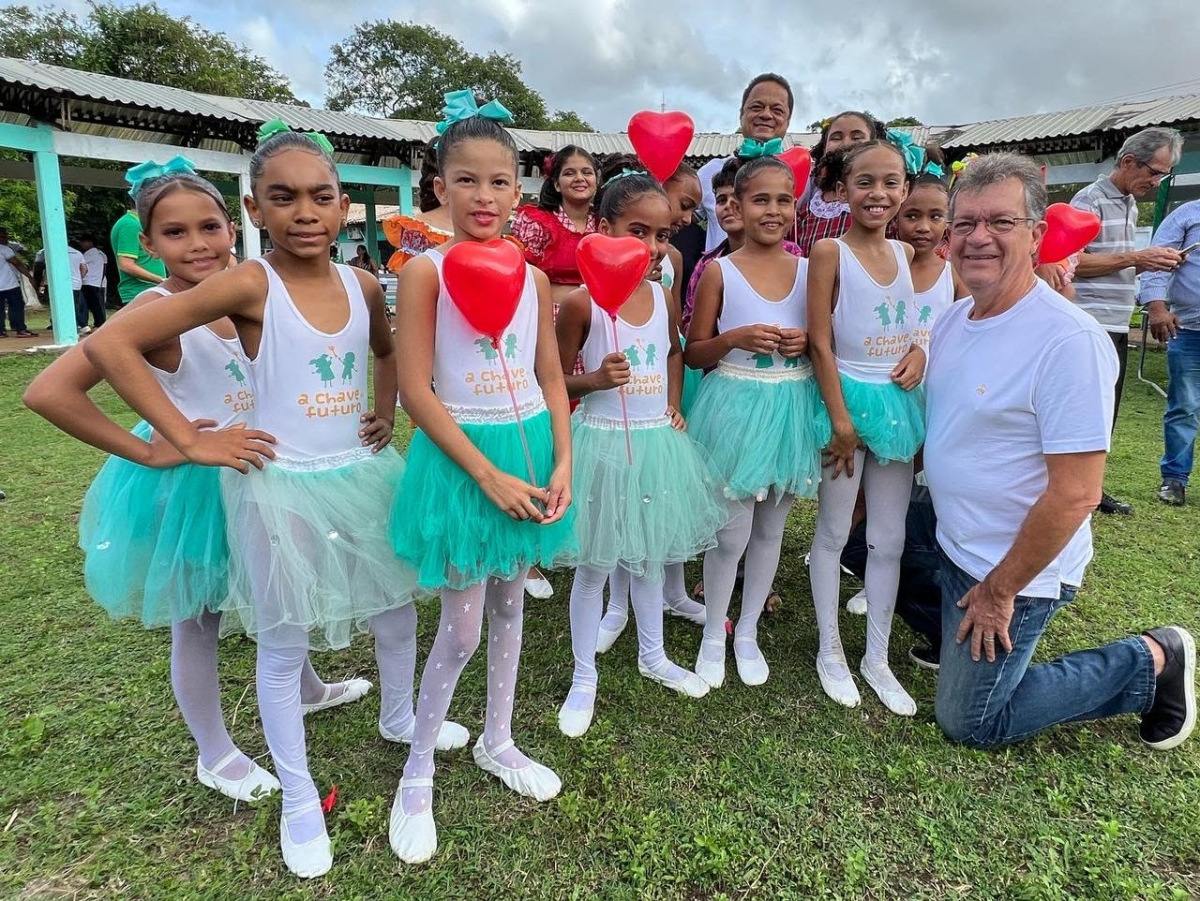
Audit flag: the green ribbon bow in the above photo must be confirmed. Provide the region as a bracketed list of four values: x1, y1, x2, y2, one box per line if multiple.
[605, 168, 648, 185]
[256, 118, 335, 155]
[886, 129, 926, 176]
[125, 155, 197, 197]
[436, 90, 515, 135]
[737, 137, 784, 159]
[924, 162, 946, 179]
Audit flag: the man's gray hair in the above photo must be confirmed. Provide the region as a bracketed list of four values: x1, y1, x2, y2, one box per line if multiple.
[1116, 127, 1184, 168]
[949, 152, 1048, 221]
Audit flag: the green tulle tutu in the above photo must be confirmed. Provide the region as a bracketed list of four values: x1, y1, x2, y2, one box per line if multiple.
[687, 365, 825, 501]
[389, 407, 578, 591]
[818, 374, 926, 463]
[219, 446, 417, 650]
[78, 421, 229, 628]
[571, 414, 726, 579]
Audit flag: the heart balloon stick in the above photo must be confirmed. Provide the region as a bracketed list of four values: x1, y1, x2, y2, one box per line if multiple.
[607, 317, 634, 465]
[493, 340, 538, 487]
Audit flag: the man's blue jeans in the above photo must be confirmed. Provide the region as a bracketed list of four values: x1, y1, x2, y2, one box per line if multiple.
[1161, 328, 1200, 486]
[934, 553, 1154, 749]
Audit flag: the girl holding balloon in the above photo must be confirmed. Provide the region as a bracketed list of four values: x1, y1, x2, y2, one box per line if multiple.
[387, 93, 576, 864]
[83, 124, 447, 878]
[685, 156, 824, 689]
[554, 169, 726, 737]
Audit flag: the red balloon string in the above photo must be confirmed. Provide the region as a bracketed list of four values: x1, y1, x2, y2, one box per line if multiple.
[608, 317, 634, 465]
[493, 336, 538, 486]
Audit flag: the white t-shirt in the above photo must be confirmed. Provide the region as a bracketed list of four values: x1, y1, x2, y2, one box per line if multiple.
[923, 279, 1119, 599]
[67, 247, 85, 291]
[83, 248, 106, 287]
[698, 156, 729, 252]
[0, 244, 20, 291]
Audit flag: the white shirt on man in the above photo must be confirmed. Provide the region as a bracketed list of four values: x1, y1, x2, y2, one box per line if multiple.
[83, 248, 106, 287]
[0, 244, 20, 291]
[66, 247, 86, 291]
[923, 278, 1119, 599]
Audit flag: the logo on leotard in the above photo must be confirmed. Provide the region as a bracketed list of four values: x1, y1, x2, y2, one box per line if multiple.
[296, 344, 363, 418]
[474, 333, 519, 361]
[620, 338, 664, 398]
[465, 333, 530, 397]
[222, 351, 254, 415]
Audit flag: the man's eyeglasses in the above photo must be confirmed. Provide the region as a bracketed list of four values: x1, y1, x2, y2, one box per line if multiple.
[1136, 160, 1172, 181]
[948, 217, 1037, 237]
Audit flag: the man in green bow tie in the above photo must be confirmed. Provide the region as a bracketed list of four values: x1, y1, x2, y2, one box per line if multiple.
[697, 73, 794, 254]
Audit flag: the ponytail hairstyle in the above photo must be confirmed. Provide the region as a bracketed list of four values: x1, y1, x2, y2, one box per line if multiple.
[537, 144, 599, 211]
[732, 156, 794, 197]
[594, 153, 668, 222]
[248, 119, 339, 194]
[417, 137, 441, 213]
[828, 138, 907, 186]
[436, 113, 519, 178]
[910, 143, 949, 194]
[125, 156, 230, 230]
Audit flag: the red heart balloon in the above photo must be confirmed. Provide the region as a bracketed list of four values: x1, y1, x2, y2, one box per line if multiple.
[627, 111, 695, 183]
[576, 233, 652, 318]
[1038, 203, 1101, 265]
[443, 239, 526, 341]
[778, 146, 813, 189]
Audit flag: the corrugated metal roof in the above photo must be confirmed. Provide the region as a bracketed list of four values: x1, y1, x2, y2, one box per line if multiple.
[1116, 95, 1200, 130]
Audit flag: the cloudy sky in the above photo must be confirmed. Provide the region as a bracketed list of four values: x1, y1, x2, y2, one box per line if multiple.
[143, 0, 1197, 131]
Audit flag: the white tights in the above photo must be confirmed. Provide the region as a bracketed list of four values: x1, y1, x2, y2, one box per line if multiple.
[698, 491, 794, 663]
[809, 451, 912, 679]
[563, 564, 691, 713]
[256, 605, 420, 844]
[399, 572, 530, 817]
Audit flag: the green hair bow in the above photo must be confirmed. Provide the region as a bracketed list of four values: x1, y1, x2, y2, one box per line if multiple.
[256, 118, 335, 155]
[737, 137, 784, 159]
[885, 129, 927, 176]
[436, 90, 515, 135]
[605, 168, 648, 185]
[125, 155, 197, 197]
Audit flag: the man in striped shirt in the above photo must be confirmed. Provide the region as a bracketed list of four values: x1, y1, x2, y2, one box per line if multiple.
[1071, 127, 1184, 514]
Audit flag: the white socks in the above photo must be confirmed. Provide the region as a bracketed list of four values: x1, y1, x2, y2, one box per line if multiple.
[400, 573, 539, 817]
[810, 452, 915, 713]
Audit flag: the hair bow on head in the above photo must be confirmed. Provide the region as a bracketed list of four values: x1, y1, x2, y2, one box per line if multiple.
[436, 90, 515, 135]
[605, 168, 648, 186]
[737, 137, 784, 159]
[125, 155, 197, 197]
[256, 118, 335, 155]
[923, 162, 946, 179]
[885, 129, 926, 176]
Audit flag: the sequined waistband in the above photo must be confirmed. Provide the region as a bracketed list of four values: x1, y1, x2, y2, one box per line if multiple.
[574, 413, 672, 431]
[444, 395, 547, 425]
[716, 360, 813, 381]
[270, 445, 376, 472]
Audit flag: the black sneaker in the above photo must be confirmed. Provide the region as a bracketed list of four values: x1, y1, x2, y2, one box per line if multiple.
[908, 643, 940, 671]
[1158, 480, 1186, 507]
[1140, 626, 1196, 750]
[1097, 491, 1133, 515]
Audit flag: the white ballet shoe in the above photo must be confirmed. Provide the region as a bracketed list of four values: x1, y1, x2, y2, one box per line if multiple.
[816, 654, 861, 708]
[733, 641, 770, 686]
[663, 595, 707, 625]
[860, 658, 917, 716]
[638, 658, 710, 698]
[694, 638, 726, 688]
[595, 615, 627, 655]
[378, 719, 471, 751]
[389, 777, 437, 864]
[557, 686, 596, 738]
[524, 573, 554, 599]
[846, 588, 868, 615]
[300, 677, 372, 715]
[472, 738, 561, 801]
[280, 807, 331, 879]
[196, 751, 280, 803]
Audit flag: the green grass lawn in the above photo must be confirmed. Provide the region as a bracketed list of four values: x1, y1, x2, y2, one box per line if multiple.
[1, 343, 1198, 900]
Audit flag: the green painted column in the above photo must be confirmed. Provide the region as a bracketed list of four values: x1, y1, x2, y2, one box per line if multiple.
[364, 194, 379, 263]
[33, 149, 78, 346]
[399, 166, 413, 215]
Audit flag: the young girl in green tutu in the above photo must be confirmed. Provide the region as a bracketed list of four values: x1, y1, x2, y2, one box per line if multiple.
[806, 139, 927, 717]
[387, 94, 576, 864]
[24, 159, 375, 812]
[554, 167, 727, 738]
[83, 126, 448, 879]
[686, 156, 824, 690]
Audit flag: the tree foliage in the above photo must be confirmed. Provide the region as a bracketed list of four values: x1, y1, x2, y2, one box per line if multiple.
[325, 21, 590, 130]
[886, 116, 924, 128]
[0, 2, 296, 102]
